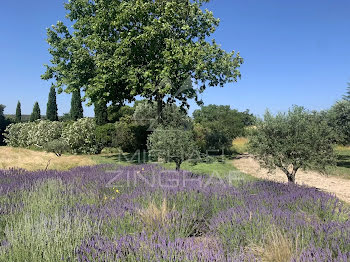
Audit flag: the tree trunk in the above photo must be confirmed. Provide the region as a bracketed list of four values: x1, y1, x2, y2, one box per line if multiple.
[175, 161, 181, 171]
[156, 95, 163, 125]
[285, 167, 298, 183]
[286, 172, 296, 183]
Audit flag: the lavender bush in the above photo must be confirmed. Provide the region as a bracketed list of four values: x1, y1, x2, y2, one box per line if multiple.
[0, 164, 349, 261]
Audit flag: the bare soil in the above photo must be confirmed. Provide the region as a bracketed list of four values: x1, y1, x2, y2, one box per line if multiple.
[232, 155, 350, 203]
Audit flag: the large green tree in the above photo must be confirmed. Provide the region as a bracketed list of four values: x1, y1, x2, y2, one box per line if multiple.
[248, 106, 336, 183]
[46, 86, 59, 121]
[30, 102, 41, 122]
[42, 0, 243, 119]
[70, 90, 83, 121]
[15, 101, 22, 123]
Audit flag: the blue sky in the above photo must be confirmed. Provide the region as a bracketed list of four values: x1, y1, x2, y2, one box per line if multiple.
[1, 0, 349, 117]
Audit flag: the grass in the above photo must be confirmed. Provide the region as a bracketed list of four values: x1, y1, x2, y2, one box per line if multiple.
[332, 145, 350, 179]
[0, 147, 253, 183]
[2, 143, 349, 182]
[0, 146, 95, 171]
[162, 161, 256, 183]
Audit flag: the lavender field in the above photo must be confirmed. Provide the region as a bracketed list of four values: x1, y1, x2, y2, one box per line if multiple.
[0, 165, 349, 261]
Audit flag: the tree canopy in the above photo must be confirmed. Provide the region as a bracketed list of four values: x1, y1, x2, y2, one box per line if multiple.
[42, 0, 243, 115]
[133, 101, 191, 130]
[248, 106, 336, 183]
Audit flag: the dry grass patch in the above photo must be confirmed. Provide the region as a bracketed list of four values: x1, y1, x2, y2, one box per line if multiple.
[138, 198, 175, 231]
[232, 137, 249, 154]
[0, 146, 95, 171]
[248, 228, 298, 262]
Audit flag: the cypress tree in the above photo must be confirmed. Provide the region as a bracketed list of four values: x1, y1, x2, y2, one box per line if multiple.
[343, 83, 350, 101]
[15, 101, 22, 123]
[46, 86, 58, 121]
[30, 102, 41, 122]
[94, 101, 108, 125]
[70, 90, 84, 121]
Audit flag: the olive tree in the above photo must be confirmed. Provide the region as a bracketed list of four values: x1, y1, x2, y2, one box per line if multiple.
[248, 106, 336, 183]
[148, 127, 198, 171]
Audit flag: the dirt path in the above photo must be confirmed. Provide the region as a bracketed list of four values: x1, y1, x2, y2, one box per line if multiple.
[232, 156, 350, 203]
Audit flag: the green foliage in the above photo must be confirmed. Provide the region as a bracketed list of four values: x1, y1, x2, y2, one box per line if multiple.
[343, 82, 350, 101]
[107, 104, 134, 123]
[327, 100, 350, 145]
[95, 123, 116, 149]
[94, 101, 108, 126]
[30, 102, 41, 122]
[46, 86, 58, 121]
[15, 101, 22, 123]
[44, 139, 69, 156]
[248, 106, 336, 183]
[193, 123, 207, 152]
[4, 121, 64, 148]
[193, 105, 254, 152]
[133, 101, 191, 130]
[42, 0, 243, 113]
[148, 127, 198, 170]
[0, 105, 11, 145]
[5, 119, 100, 155]
[59, 113, 72, 122]
[114, 116, 148, 153]
[62, 118, 99, 154]
[70, 90, 83, 121]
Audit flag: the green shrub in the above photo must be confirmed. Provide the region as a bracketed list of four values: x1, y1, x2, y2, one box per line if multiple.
[95, 123, 116, 148]
[114, 116, 148, 152]
[327, 100, 350, 145]
[62, 118, 99, 154]
[0, 105, 11, 145]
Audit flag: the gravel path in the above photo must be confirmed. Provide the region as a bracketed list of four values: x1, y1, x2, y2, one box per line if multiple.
[232, 156, 350, 203]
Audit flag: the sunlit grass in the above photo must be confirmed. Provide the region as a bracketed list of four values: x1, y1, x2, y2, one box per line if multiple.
[332, 145, 350, 179]
[0, 146, 95, 171]
[232, 137, 249, 154]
